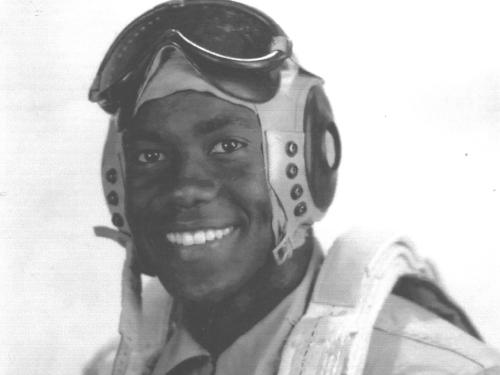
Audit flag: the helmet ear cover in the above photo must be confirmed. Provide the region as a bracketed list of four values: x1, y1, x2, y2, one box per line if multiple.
[303, 85, 341, 211]
[100, 113, 157, 276]
[260, 76, 341, 264]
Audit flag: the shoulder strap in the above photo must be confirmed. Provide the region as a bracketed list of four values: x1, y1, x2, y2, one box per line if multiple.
[92, 227, 173, 375]
[277, 227, 440, 375]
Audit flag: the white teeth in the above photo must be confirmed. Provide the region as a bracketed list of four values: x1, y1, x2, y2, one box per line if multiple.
[193, 231, 205, 244]
[182, 233, 194, 246]
[206, 230, 215, 241]
[166, 227, 234, 246]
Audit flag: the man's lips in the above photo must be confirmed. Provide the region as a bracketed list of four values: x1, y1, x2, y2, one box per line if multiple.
[166, 226, 235, 246]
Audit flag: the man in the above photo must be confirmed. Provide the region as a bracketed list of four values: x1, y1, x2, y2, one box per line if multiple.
[85, 1, 500, 374]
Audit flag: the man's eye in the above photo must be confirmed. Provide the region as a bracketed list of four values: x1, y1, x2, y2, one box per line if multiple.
[210, 139, 246, 154]
[137, 150, 165, 164]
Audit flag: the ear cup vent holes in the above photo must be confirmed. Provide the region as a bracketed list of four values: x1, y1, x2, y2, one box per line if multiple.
[286, 163, 298, 179]
[106, 168, 118, 184]
[294, 202, 307, 216]
[286, 141, 298, 157]
[291, 184, 303, 200]
[107, 191, 119, 206]
[112, 213, 124, 227]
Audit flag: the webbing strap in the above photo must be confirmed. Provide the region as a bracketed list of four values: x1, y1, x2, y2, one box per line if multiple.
[277, 228, 439, 375]
[94, 227, 172, 375]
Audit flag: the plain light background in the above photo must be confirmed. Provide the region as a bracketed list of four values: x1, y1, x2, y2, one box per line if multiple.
[1, 0, 499, 374]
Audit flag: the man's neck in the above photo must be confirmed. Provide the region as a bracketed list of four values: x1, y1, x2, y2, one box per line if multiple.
[181, 236, 314, 357]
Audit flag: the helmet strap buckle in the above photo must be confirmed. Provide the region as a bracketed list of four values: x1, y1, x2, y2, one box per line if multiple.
[272, 236, 292, 265]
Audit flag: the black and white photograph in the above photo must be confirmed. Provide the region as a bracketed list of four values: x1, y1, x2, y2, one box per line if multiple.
[2, 1, 500, 374]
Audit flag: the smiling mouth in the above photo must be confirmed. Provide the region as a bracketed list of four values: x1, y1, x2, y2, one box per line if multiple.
[166, 226, 235, 246]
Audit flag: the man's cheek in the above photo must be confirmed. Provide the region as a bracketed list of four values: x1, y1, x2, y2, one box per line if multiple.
[126, 180, 173, 216]
[217, 159, 267, 188]
[222, 171, 273, 232]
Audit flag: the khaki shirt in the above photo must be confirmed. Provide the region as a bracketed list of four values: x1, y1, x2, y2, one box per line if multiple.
[151, 247, 324, 375]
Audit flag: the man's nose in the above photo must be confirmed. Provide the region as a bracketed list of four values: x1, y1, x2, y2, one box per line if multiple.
[170, 158, 218, 209]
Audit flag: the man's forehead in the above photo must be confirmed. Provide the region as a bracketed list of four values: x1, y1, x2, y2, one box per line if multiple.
[128, 92, 260, 136]
[194, 113, 259, 135]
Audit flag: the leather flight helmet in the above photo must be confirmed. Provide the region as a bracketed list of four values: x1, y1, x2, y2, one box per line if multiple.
[90, 0, 341, 269]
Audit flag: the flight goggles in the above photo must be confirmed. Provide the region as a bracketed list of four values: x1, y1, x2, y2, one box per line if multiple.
[89, 0, 293, 113]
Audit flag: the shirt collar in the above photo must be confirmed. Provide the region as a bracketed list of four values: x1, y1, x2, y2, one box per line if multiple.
[152, 243, 324, 375]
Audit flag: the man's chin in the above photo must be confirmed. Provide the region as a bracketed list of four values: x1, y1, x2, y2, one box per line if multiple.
[158, 274, 238, 306]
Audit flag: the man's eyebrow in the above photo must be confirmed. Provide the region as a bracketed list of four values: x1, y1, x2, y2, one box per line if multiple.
[123, 129, 162, 144]
[194, 114, 256, 135]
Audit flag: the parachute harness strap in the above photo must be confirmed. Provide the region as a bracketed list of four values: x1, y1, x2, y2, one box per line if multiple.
[277, 227, 440, 375]
[94, 226, 141, 375]
[95, 226, 170, 375]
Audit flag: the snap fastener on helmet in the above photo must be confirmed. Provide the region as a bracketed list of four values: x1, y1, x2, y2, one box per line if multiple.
[294, 202, 307, 216]
[106, 169, 118, 184]
[291, 184, 303, 200]
[286, 141, 298, 157]
[107, 191, 119, 206]
[286, 163, 298, 179]
[112, 213, 124, 227]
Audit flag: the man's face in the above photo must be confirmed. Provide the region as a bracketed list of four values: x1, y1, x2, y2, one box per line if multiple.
[124, 91, 274, 303]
